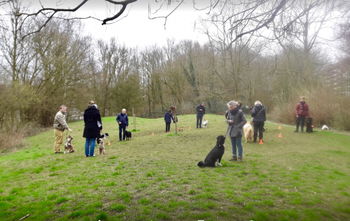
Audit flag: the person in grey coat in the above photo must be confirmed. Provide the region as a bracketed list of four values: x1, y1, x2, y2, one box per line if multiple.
[225, 100, 247, 161]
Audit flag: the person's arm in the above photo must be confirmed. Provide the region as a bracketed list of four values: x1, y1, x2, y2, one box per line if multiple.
[116, 114, 121, 124]
[262, 108, 266, 121]
[238, 112, 247, 128]
[251, 106, 256, 117]
[98, 111, 102, 128]
[126, 115, 129, 126]
[295, 104, 299, 116]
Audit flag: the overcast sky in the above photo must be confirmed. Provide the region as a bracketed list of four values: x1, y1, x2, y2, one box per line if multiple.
[25, 0, 210, 48]
[21, 0, 343, 59]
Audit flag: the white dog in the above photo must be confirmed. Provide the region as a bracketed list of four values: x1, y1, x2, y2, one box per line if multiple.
[321, 125, 329, 130]
[243, 122, 253, 143]
[202, 120, 208, 128]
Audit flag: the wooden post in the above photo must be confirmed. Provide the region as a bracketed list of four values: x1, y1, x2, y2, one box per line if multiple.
[132, 107, 136, 131]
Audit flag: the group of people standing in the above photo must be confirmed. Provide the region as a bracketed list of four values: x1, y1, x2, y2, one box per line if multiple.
[53, 101, 129, 157]
[224, 100, 266, 161]
[54, 97, 309, 160]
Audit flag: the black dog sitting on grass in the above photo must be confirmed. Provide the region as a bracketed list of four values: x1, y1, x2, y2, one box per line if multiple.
[197, 135, 225, 167]
[125, 130, 132, 140]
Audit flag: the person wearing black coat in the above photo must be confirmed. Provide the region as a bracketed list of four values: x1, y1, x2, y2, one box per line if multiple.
[164, 110, 174, 132]
[83, 101, 102, 157]
[116, 109, 129, 141]
[196, 103, 206, 128]
[251, 101, 266, 143]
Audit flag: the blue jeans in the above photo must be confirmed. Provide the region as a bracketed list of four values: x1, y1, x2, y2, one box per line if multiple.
[85, 138, 96, 157]
[231, 137, 243, 157]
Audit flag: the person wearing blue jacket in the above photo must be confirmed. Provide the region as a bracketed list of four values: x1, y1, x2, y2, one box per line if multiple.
[116, 108, 129, 141]
[164, 109, 175, 132]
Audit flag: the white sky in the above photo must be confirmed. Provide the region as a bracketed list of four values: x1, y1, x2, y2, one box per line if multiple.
[25, 0, 210, 48]
[17, 0, 345, 59]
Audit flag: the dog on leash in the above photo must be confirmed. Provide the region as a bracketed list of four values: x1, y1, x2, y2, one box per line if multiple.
[198, 135, 225, 167]
[98, 137, 106, 155]
[202, 120, 208, 128]
[97, 133, 109, 155]
[243, 122, 253, 143]
[125, 130, 132, 140]
[64, 135, 75, 154]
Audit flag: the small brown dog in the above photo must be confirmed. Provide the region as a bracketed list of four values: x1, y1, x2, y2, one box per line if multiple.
[64, 135, 75, 154]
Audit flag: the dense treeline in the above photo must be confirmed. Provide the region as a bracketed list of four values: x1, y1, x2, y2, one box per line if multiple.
[0, 0, 350, 150]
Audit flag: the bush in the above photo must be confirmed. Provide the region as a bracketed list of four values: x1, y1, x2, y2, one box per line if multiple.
[270, 88, 350, 130]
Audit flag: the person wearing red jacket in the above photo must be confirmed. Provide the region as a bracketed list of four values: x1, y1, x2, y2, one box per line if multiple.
[295, 96, 309, 133]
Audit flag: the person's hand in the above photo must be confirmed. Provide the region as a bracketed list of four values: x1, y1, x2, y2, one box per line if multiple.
[227, 120, 234, 124]
[68, 128, 73, 132]
[118, 122, 121, 125]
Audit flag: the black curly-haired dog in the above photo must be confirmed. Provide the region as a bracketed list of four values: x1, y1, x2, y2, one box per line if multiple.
[125, 130, 132, 140]
[197, 135, 225, 167]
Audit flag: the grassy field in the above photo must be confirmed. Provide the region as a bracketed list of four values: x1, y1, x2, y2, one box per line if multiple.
[0, 114, 349, 221]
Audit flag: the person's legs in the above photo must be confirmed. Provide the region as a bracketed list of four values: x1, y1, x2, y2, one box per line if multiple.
[300, 116, 305, 132]
[89, 138, 96, 156]
[253, 122, 258, 142]
[196, 115, 200, 128]
[295, 117, 301, 132]
[54, 129, 63, 153]
[166, 123, 170, 132]
[119, 126, 123, 141]
[236, 137, 243, 160]
[230, 137, 237, 160]
[85, 138, 90, 157]
[199, 115, 203, 128]
[259, 122, 264, 140]
[122, 126, 126, 140]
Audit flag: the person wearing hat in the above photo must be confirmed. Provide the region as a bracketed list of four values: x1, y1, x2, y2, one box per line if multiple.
[83, 101, 102, 157]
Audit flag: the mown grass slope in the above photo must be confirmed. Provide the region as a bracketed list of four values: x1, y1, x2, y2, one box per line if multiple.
[0, 114, 349, 221]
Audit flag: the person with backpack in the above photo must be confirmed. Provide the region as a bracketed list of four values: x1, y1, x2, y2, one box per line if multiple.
[251, 101, 266, 144]
[295, 96, 309, 133]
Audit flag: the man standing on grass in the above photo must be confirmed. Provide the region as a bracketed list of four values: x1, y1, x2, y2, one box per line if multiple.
[196, 103, 206, 128]
[116, 108, 129, 141]
[226, 101, 247, 161]
[53, 105, 72, 154]
[295, 96, 309, 133]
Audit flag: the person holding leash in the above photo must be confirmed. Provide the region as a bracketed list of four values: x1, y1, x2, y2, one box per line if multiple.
[83, 101, 102, 157]
[196, 103, 206, 128]
[164, 109, 175, 132]
[116, 108, 129, 141]
[225, 100, 247, 161]
[53, 105, 72, 154]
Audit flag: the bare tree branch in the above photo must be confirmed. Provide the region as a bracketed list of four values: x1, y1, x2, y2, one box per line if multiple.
[102, 0, 137, 25]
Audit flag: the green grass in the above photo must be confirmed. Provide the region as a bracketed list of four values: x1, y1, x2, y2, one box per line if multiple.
[0, 114, 349, 221]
